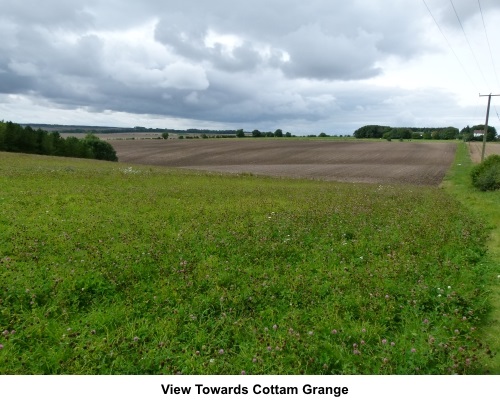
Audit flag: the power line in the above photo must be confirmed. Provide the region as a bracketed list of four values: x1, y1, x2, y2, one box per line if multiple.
[477, 0, 500, 125]
[449, 0, 489, 89]
[421, 0, 479, 92]
[478, 0, 500, 90]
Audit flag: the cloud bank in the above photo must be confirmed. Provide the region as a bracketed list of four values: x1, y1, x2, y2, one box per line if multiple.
[1, 0, 499, 133]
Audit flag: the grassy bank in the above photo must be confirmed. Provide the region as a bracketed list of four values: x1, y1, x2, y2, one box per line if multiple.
[0, 151, 494, 374]
[442, 142, 500, 374]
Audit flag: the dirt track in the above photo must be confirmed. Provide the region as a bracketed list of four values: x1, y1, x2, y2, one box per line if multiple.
[109, 139, 457, 186]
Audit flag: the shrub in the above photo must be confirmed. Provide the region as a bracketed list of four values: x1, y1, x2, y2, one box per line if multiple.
[471, 154, 500, 191]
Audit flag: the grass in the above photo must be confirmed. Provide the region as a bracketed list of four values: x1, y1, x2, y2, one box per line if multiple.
[442, 142, 500, 373]
[0, 150, 496, 374]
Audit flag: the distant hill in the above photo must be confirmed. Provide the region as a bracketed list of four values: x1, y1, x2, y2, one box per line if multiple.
[21, 123, 236, 135]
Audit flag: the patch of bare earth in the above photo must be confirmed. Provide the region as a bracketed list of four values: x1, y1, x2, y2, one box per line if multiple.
[467, 142, 500, 163]
[109, 139, 457, 186]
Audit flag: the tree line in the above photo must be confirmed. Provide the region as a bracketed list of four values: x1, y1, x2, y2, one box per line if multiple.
[354, 124, 498, 141]
[0, 121, 118, 161]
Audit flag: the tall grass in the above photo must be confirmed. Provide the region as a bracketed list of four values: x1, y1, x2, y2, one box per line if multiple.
[0, 151, 494, 374]
[442, 142, 500, 373]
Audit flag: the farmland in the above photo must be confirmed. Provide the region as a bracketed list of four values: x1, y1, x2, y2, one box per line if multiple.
[467, 142, 500, 163]
[1, 139, 497, 375]
[109, 139, 456, 185]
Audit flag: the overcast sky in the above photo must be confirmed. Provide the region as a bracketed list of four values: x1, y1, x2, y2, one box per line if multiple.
[1, 0, 500, 134]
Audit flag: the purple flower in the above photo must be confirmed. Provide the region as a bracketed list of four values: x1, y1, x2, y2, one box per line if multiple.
[133, 336, 139, 342]
[2, 330, 9, 336]
[0, 344, 3, 350]
[381, 339, 387, 345]
[218, 349, 224, 355]
[241, 370, 246, 375]
[411, 348, 416, 353]
[331, 329, 338, 334]
[272, 324, 278, 331]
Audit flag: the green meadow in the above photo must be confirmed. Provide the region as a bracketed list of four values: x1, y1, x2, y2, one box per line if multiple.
[0, 146, 497, 374]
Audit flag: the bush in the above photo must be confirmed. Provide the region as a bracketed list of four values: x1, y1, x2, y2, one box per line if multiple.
[471, 154, 500, 191]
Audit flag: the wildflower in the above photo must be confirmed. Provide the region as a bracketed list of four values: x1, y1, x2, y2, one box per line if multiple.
[360, 340, 366, 345]
[454, 329, 460, 334]
[353, 349, 361, 355]
[383, 358, 389, 363]
[385, 295, 390, 300]
[210, 358, 215, 363]
[391, 342, 395, 346]
[267, 346, 272, 351]
[2, 330, 8, 336]
[361, 328, 366, 333]
[381, 339, 387, 345]
[423, 319, 429, 324]
[0, 344, 3, 350]
[331, 329, 338, 334]
[308, 331, 314, 336]
[411, 348, 416, 353]
[241, 370, 246, 375]
[218, 349, 224, 355]
[272, 324, 278, 331]
[133, 336, 139, 342]
[353, 343, 358, 348]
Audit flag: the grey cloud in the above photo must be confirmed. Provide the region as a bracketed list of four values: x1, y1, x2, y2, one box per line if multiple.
[0, 0, 494, 134]
[280, 25, 383, 80]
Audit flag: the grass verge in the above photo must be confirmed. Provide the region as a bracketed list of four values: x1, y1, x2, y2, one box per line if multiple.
[0, 151, 495, 374]
[442, 142, 500, 374]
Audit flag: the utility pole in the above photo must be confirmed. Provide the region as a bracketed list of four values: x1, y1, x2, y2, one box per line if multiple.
[479, 93, 500, 162]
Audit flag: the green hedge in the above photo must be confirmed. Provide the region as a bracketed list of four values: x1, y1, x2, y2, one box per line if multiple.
[471, 154, 500, 191]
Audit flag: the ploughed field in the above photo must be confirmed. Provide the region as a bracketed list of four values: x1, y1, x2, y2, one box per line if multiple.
[109, 139, 456, 185]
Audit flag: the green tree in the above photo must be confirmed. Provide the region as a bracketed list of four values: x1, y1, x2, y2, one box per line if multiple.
[82, 133, 118, 161]
[354, 125, 391, 139]
[252, 129, 262, 137]
[236, 129, 245, 138]
[161, 132, 169, 139]
[0, 121, 6, 150]
[471, 124, 497, 142]
[274, 129, 283, 137]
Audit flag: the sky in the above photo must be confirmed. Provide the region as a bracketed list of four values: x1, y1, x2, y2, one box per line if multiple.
[1, 0, 500, 135]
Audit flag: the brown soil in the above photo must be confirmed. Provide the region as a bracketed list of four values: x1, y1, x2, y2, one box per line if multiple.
[467, 142, 500, 163]
[108, 139, 457, 186]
